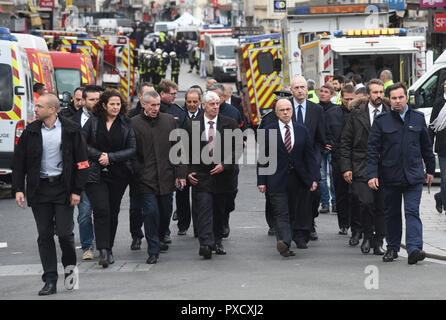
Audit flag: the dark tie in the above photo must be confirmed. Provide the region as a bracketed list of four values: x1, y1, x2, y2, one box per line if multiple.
[297, 105, 304, 125]
[373, 109, 380, 120]
[208, 121, 214, 157]
[284, 124, 292, 153]
[191, 113, 195, 119]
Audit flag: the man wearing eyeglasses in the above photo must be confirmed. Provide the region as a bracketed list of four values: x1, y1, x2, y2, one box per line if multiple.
[158, 79, 187, 129]
[326, 85, 361, 243]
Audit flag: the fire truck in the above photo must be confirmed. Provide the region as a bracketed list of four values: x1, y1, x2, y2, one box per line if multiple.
[31, 30, 104, 86]
[296, 28, 426, 88]
[235, 33, 284, 127]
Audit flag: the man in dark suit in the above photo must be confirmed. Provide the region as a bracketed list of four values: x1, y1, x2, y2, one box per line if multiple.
[367, 82, 435, 264]
[257, 99, 318, 257]
[289, 76, 326, 244]
[182, 91, 238, 259]
[340, 79, 389, 254]
[176, 88, 204, 236]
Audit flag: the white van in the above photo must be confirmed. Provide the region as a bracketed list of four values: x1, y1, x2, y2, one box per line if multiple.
[0, 28, 34, 184]
[154, 21, 177, 34]
[204, 36, 238, 81]
[175, 25, 199, 42]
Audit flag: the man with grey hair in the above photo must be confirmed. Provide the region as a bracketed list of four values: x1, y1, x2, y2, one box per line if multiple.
[12, 93, 89, 296]
[181, 90, 238, 259]
[131, 90, 186, 264]
[380, 70, 394, 97]
[209, 83, 245, 238]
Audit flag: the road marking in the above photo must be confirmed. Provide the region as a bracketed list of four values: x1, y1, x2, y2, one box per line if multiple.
[0, 242, 7, 248]
[0, 261, 154, 276]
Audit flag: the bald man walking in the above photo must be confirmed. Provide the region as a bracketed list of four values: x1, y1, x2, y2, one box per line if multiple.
[12, 94, 89, 296]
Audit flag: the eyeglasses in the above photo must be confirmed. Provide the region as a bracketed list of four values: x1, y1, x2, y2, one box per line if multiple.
[168, 91, 178, 96]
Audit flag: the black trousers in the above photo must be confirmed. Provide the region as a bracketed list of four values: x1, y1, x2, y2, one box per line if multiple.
[192, 190, 227, 247]
[86, 177, 128, 250]
[224, 164, 239, 230]
[269, 171, 312, 246]
[129, 177, 144, 239]
[352, 181, 385, 244]
[264, 192, 274, 229]
[31, 179, 76, 283]
[311, 186, 321, 232]
[332, 160, 361, 233]
[171, 73, 179, 84]
[175, 183, 198, 235]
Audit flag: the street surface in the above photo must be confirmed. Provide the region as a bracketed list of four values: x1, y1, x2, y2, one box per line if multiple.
[1, 66, 446, 300]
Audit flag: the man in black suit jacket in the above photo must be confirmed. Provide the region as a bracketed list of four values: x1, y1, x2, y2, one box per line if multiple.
[289, 76, 326, 243]
[182, 91, 238, 259]
[257, 99, 318, 257]
[176, 88, 204, 237]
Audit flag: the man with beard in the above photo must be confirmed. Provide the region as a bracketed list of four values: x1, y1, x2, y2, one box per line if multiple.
[340, 79, 389, 254]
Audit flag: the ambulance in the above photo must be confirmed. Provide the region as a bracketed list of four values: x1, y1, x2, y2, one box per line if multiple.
[235, 33, 283, 127]
[0, 28, 34, 182]
[204, 35, 238, 82]
[199, 24, 233, 50]
[50, 51, 96, 98]
[295, 28, 426, 88]
[31, 30, 104, 86]
[13, 33, 58, 95]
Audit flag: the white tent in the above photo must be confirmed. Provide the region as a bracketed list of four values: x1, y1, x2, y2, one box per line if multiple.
[173, 12, 204, 27]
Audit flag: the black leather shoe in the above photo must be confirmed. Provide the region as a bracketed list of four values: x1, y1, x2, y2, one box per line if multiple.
[319, 206, 329, 214]
[268, 227, 276, 236]
[178, 230, 187, 236]
[163, 236, 172, 244]
[349, 232, 361, 246]
[383, 248, 398, 262]
[131, 237, 142, 250]
[295, 239, 308, 249]
[38, 281, 57, 296]
[408, 250, 426, 265]
[172, 210, 178, 221]
[373, 245, 385, 255]
[199, 246, 212, 259]
[434, 193, 443, 213]
[222, 226, 230, 238]
[310, 231, 318, 241]
[98, 249, 109, 268]
[146, 255, 158, 264]
[360, 239, 371, 254]
[338, 227, 348, 235]
[213, 242, 227, 255]
[107, 249, 115, 264]
[277, 240, 294, 257]
[160, 243, 169, 252]
[331, 205, 337, 213]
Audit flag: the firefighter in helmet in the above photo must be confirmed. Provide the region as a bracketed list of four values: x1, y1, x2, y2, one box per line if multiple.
[170, 51, 180, 85]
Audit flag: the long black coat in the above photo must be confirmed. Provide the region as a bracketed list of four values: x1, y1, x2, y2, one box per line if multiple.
[339, 102, 390, 182]
[182, 114, 238, 193]
[11, 116, 89, 205]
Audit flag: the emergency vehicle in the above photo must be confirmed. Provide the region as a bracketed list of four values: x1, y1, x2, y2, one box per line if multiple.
[199, 25, 233, 50]
[0, 28, 34, 182]
[235, 33, 283, 127]
[295, 28, 426, 88]
[97, 34, 137, 101]
[31, 30, 105, 86]
[13, 33, 58, 95]
[50, 52, 96, 97]
[204, 35, 238, 81]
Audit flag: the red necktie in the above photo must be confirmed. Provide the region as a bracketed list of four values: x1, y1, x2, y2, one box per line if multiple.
[284, 124, 292, 153]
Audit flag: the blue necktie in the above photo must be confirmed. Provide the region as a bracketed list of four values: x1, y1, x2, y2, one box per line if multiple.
[297, 105, 303, 125]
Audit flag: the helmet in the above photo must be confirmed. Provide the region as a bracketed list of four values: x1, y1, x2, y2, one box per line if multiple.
[169, 51, 176, 57]
[162, 52, 168, 58]
[155, 48, 162, 55]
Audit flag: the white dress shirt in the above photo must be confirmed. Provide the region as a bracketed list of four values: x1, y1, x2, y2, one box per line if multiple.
[204, 115, 218, 141]
[81, 107, 92, 128]
[188, 110, 199, 119]
[40, 117, 63, 177]
[368, 103, 383, 126]
[279, 119, 294, 149]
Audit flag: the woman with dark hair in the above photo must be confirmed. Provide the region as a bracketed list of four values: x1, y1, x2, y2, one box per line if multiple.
[83, 90, 136, 268]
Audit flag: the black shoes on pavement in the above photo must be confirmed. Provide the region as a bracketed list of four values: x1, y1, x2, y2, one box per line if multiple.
[98, 249, 109, 268]
[360, 239, 371, 254]
[331, 205, 337, 213]
[408, 250, 426, 265]
[199, 245, 212, 259]
[373, 244, 385, 255]
[349, 232, 361, 246]
[38, 281, 57, 296]
[131, 237, 142, 250]
[295, 239, 308, 249]
[146, 255, 158, 264]
[213, 242, 227, 255]
[319, 205, 329, 214]
[434, 192, 443, 213]
[222, 226, 230, 238]
[383, 248, 399, 262]
[107, 250, 115, 264]
[160, 243, 169, 253]
[338, 227, 348, 235]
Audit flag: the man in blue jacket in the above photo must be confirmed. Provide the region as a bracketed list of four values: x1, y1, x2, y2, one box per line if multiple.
[367, 82, 435, 264]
